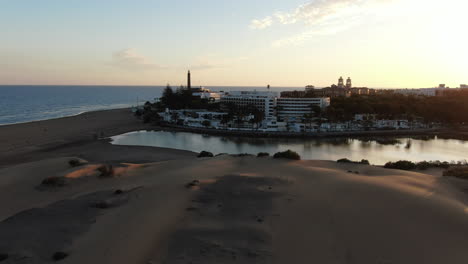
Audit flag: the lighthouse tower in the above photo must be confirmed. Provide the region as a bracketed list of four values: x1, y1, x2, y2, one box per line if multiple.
[187, 70, 191, 89]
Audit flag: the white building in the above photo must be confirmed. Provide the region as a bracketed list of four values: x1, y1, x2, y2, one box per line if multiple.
[277, 98, 330, 122]
[220, 91, 279, 118]
[393, 87, 448, 96]
[191, 87, 222, 102]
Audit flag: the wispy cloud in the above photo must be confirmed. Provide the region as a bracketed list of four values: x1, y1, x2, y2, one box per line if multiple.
[190, 55, 248, 70]
[250, 0, 395, 46]
[249, 16, 273, 30]
[111, 48, 166, 71]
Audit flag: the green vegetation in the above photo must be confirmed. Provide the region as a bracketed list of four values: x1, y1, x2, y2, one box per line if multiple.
[273, 150, 301, 160]
[324, 90, 468, 124]
[41, 176, 66, 187]
[384, 160, 456, 170]
[231, 153, 254, 157]
[68, 158, 85, 167]
[257, 152, 270, 157]
[337, 158, 370, 165]
[198, 151, 214, 158]
[443, 167, 468, 179]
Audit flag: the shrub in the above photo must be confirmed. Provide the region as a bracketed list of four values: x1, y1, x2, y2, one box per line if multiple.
[198, 151, 214, 158]
[68, 159, 85, 167]
[337, 158, 352, 163]
[257, 152, 270, 157]
[273, 150, 301, 160]
[0, 253, 9, 261]
[337, 158, 370, 165]
[231, 153, 254, 157]
[52, 252, 68, 261]
[97, 164, 115, 177]
[360, 159, 370, 165]
[443, 167, 468, 179]
[384, 160, 455, 171]
[41, 176, 66, 187]
[384, 160, 416, 170]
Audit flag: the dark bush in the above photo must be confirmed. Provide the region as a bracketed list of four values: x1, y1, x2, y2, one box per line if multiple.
[41, 176, 66, 187]
[52, 251, 68, 261]
[337, 158, 370, 165]
[198, 151, 214, 158]
[385, 160, 455, 171]
[257, 152, 270, 157]
[384, 160, 416, 170]
[97, 164, 115, 177]
[360, 159, 370, 165]
[443, 167, 468, 179]
[231, 153, 254, 157]
[0, 253, 8, 261]
[273, 150, 301, 160]
[337, 158, 352, 163]
[68, 159, 84, 167]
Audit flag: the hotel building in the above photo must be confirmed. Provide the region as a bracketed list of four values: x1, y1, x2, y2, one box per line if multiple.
[277, 98, 330, 121]
[220, 91, 278, 118]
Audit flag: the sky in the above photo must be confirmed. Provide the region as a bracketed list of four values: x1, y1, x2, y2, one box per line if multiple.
[1, 0, 467, 88]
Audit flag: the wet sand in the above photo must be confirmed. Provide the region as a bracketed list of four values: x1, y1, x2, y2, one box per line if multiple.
[0, 108, 195, 168]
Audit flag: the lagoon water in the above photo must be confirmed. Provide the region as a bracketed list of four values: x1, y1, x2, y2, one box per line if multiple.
[111, 131, 468, 165]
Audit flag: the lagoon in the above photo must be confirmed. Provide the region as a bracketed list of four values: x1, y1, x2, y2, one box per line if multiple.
[111, 131, 468, 165]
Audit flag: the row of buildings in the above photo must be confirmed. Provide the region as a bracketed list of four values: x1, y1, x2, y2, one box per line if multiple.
[155, 72, 458, 132]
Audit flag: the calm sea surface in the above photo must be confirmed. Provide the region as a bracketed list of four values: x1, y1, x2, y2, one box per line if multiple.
[111, 131, 468, 165]
[0, 85, 299, 125]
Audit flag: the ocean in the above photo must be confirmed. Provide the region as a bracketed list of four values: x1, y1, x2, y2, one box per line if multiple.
[0, 85, 301, 125]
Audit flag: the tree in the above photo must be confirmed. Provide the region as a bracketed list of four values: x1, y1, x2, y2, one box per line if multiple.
[160, 84, 175, 108]
[202, 120, 211, 128]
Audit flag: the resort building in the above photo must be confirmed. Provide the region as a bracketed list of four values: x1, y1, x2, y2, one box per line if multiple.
[220, 91, 279, 118]
[191, 87, 222, 102]
[277, 98, 330, 122]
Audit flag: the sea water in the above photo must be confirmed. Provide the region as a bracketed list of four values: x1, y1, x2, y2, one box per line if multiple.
[0, 85, 299, 125]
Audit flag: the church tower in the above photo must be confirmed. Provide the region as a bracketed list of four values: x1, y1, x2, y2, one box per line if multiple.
[187, 70, 191, 89]
[338, 76, 344, 88]
[346, 77, 352, 89]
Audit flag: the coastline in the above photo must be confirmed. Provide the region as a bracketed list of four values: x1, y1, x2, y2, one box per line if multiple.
[154, 123, 468, 140]
[0, 106, 133, 127]
[0, 108, 195, 168]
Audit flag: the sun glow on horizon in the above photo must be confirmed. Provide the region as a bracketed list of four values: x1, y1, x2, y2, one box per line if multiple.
[0, 0, 466, 88]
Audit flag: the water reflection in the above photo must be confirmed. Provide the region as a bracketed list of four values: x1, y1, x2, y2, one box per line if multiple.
[111, 131, 468, 165]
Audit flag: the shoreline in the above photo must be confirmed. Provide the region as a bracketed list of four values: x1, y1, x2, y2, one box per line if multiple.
[0, 106, 133, 127]
[152, 124, 468, 140]
[0, 108, 194, 168]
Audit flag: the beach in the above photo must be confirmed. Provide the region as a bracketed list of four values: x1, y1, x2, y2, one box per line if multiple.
[1, 109, 468, 263]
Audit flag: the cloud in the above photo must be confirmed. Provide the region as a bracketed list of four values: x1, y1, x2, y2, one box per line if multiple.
[249, 16, 273, 29]
[272, 17, 361, 47]
[250, 0, 395, 46]
[190, 55, 248, 70]
[111, 48, 165, 71]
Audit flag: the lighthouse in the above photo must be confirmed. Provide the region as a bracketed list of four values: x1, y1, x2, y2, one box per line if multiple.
[187, 70, 191, 89]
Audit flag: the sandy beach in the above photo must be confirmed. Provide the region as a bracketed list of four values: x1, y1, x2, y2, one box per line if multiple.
[1, 109, 468, 263]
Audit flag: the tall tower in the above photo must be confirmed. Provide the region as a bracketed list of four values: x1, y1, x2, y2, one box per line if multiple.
[338, 76, 344, 88]
[187, 70, 191, 89]
[346, 77, 352, 89]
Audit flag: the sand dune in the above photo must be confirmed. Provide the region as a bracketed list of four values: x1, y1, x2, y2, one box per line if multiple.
[1, 156, 467, 263]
